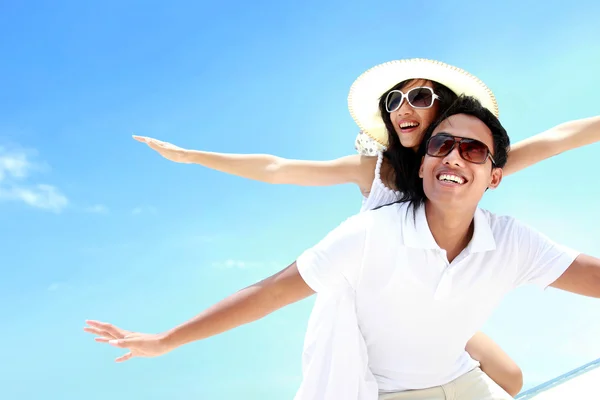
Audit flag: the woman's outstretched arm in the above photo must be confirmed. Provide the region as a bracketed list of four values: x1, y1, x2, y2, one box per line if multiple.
[504, 116, 600, 176]
[133, 135, 375, 190]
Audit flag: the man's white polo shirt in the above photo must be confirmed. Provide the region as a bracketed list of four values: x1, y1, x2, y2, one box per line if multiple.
[296, 201, 579, 395]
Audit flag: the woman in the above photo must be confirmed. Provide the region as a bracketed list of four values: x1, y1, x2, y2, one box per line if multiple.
[131, 59, 600, 396]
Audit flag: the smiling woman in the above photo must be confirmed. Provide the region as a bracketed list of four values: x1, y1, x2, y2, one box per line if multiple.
[381, 81, 444, 150]
[119, 58, 600, 398]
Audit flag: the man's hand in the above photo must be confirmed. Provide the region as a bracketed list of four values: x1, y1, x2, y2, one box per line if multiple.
[84, 320, 174, 362]
[84, 263, 314, 363]
[133, 135, 189, 163]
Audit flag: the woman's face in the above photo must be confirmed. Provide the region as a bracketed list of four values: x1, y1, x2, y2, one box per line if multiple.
[387, 79, 441, 151]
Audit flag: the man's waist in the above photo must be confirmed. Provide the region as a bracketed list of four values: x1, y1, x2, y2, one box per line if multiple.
[373, 351, 479, 392]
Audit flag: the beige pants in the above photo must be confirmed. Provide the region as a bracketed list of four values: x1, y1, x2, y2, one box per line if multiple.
[378, 368, 513, 400]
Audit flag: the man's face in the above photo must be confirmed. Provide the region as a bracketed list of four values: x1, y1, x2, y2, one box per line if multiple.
[418, 114, 503, 209]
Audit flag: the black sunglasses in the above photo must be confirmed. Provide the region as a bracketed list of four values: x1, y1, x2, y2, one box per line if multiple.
[425, 133, 496, 166]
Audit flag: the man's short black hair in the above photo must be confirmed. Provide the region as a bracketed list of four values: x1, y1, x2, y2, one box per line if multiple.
[418, 95, 510, 169]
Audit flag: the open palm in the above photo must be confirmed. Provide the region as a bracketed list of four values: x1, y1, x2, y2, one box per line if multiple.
[84, 320, 172, 362]
[133, 135, 189, 163]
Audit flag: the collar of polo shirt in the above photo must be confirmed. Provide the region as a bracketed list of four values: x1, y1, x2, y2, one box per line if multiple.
[402, 204, 496, 253]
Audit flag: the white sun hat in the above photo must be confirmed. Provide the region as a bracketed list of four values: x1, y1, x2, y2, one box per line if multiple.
[349, 58, 499, 154]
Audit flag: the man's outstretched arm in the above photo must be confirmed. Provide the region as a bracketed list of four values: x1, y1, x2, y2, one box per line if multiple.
[164, 261, 315, 346]
[550, 254, 600, 298]
[86, 212, 367, 362]
[84, 262, 314, 362]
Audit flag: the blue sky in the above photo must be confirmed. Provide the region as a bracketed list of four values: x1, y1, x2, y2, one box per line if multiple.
[1, 0, 600, 398]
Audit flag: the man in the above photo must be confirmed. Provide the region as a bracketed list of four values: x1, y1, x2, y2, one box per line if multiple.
[85, 96, 600, 399]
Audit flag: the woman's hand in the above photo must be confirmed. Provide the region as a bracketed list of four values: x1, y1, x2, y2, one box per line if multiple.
[133, 135, 189, 163]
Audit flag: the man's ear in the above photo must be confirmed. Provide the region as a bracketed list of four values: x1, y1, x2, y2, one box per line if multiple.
[418, 156, 425, 178]
[488, 167, 503, 189]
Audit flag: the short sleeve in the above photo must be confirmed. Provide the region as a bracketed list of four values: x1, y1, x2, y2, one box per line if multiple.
[297, 214, 367, 294]
[513, 220, 580, 289]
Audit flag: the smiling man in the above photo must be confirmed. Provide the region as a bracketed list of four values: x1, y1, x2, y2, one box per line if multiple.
[85, 96, 600, 400]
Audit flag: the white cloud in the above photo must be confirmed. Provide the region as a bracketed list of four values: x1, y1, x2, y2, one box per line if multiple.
[0, 146, 68, 213]
[132, 205, 157, 215]
[86, 204, 109, 214]
[0, 150, 31, 180]
[0, 184, 68, 213]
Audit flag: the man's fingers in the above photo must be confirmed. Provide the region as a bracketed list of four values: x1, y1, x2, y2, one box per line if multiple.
[95, 337, 110, 343]
[83, 326, 117, 339]
[85, 320, 123, 338]
[108, 339, 136, 348]
[115, 352, 134, 363]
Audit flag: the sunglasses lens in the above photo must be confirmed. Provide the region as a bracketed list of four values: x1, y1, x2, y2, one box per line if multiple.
[386, 91, 404, 112]
[428, 134, 492, 164]
[408, 88, 434, 108]
[459, 140, 489, 163]
[427, 135, 455, 157]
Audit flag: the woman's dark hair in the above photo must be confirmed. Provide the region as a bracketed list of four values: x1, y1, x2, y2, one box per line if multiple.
[378, 79, 458, 203]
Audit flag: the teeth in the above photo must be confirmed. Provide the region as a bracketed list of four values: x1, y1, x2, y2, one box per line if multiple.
[438, 174, 464, 184]
[400, 122, 419, 129]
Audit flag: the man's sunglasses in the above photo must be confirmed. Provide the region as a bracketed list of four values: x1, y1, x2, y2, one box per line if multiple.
[385, 86, 440, 113]
[425, 133, 496, 166]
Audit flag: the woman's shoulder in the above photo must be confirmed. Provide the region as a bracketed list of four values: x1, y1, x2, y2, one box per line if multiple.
[356, 152, 400, 197]
[354, 154, 379, 196]
[378, 155, 399, 192]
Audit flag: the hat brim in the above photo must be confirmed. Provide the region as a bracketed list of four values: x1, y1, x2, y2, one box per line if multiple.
[347, 58, 499, 147]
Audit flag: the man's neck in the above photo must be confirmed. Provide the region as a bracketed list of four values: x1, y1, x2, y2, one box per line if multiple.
[424, 201, 476, 263]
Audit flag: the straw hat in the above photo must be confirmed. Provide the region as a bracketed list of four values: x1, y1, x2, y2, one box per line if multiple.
[349, 58, 498, 152]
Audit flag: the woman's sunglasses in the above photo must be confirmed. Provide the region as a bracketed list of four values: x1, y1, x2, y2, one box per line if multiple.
[385, 87, 440, 113]
[426, 133, 496, 166]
